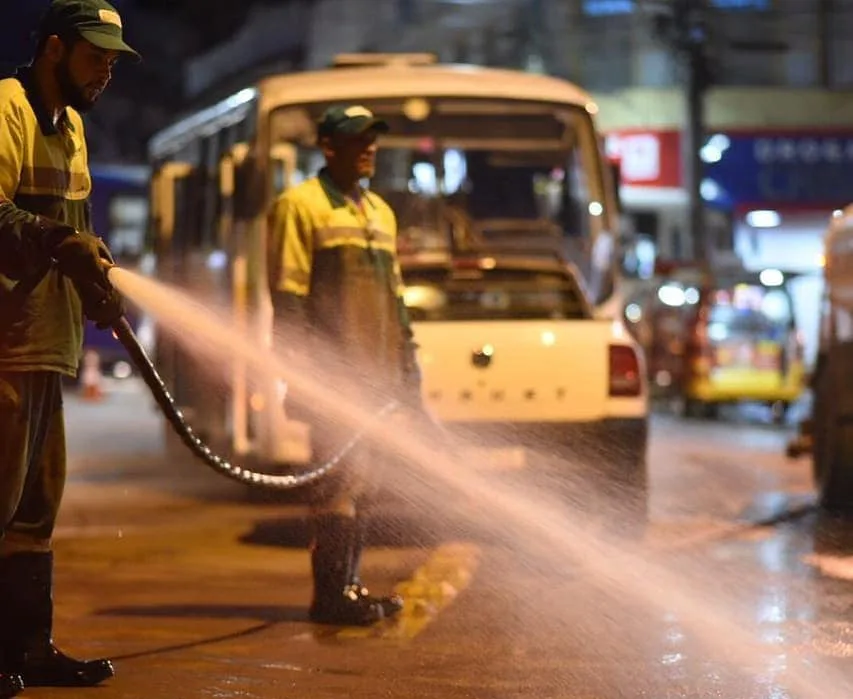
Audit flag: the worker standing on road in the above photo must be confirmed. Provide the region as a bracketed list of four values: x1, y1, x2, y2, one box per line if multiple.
[0, 1, 135, 696]
[267, 105, 423, 626]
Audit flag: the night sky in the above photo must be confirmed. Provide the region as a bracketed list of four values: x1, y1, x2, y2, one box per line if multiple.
[0, 0, 268, 69]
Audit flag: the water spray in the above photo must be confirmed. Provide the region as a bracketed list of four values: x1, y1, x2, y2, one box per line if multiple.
[98, 269, 853, 699]
[99, 266, 401, 491]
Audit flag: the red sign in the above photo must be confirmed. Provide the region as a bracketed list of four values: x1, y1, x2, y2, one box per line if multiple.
[605, 130, 682, 188]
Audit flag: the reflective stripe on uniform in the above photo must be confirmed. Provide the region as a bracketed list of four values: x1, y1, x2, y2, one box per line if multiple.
[315, 226, 396, 252]
[17, 166, 90, 200]
[268, 176, 399, 297]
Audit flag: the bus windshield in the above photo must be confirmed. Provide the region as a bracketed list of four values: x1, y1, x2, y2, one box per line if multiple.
[703, 283, 795, 375]
[269, 98, 604, 274]
[706, 284, 794, 345]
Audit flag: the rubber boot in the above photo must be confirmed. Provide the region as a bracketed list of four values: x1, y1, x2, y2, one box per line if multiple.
[0, 553, 114, 687]
[0, 674, 22, 698]
[348, 514, 403, 619]
[308, 514, 384, 626]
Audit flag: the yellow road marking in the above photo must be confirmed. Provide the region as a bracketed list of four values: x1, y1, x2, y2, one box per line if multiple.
[337, 542, 480, 640]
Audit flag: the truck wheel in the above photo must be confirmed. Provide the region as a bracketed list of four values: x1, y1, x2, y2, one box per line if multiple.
[816, 345, 853, 511]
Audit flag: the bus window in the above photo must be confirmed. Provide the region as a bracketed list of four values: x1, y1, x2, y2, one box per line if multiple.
[173, 169, 204, 252]
[292, 147, 325, 190]
[270, 142, 305, 196]
[107, 194, 148, 267]
[198, 136, 223, 250]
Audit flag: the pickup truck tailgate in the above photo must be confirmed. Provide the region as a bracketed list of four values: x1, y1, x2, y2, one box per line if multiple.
[414, 319, 613, 423]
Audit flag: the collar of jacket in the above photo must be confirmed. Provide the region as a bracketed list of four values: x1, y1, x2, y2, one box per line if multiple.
[317, 167, 375, 211]
[15, 66, 74, 137]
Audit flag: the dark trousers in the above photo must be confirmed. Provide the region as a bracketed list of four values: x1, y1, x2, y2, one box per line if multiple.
[308, 426, 378, 518]
[0, 372, 66, 556]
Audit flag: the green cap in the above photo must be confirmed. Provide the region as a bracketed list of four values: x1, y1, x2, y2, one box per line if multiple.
[317, 105, 389, 139]
[40, 0, 141, 62]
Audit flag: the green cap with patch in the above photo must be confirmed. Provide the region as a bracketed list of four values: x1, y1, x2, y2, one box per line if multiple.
[40, 0, 141, 62]
[317, 105, 389, 139]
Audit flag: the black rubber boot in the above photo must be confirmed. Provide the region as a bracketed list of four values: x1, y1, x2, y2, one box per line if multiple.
[0, 674, 22, 698]
[0, 553, 114, 687]
[308, 514, 384, 626]
[348, 514, 403, 619]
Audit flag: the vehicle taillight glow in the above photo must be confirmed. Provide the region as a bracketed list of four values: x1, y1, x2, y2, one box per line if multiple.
[609, 345, 642, 397]
[453, 257, 497, 270]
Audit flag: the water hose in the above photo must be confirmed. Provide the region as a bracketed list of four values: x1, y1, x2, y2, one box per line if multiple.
[111, 315, 401, 491]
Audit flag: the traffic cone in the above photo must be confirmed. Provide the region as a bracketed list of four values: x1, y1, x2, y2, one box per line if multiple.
[80, 349, 104, 401]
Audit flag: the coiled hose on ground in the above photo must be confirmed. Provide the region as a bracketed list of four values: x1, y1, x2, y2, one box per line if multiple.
[111, 316, 401, 491]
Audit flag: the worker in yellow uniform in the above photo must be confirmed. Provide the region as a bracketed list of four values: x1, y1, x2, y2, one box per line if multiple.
[267, 105, 422, 626]
[0, 1, 136, 696]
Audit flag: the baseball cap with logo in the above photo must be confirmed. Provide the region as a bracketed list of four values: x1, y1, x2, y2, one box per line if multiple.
[39, 0, 141, 62]
[317, 105, 389, 140]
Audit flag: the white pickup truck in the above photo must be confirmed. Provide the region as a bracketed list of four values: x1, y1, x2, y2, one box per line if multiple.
[401, 249, 650, 519]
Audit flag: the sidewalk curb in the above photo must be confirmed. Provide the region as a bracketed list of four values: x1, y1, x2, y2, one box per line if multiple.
[652, 494, 819, 553]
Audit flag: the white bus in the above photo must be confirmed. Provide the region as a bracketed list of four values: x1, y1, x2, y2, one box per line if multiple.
[145, 53, 624, 469]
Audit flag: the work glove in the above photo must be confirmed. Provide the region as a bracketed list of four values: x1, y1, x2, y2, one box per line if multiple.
[51, 230, 125, 329]
[51, 230, 113, 289]
[77, 280, 125, 330]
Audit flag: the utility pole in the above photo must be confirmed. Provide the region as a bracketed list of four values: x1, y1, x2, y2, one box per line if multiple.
[817, 0, 831, 88]
[684, 17, 710, 267]
[651, 0, 712, 267]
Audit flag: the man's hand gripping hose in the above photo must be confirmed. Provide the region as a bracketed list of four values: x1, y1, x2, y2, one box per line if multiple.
[89, 265, 403, 491]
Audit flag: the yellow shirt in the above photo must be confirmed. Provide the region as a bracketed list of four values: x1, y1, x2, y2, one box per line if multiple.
[267, 169, 410, 389]
[0, 71, 89, 375]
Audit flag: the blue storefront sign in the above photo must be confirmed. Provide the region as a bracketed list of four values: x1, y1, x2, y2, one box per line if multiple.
[703, 132, 853, 211]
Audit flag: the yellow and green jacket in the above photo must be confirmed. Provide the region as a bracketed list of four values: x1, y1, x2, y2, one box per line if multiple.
[0, 68, 89, 376]
[267, 168, 413, 392]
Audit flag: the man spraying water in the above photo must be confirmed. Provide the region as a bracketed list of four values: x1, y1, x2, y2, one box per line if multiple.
[0, 1, 136, 695]
[267, 106, 424, 626]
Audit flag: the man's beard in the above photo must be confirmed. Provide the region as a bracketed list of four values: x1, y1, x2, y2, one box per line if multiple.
[54, 58, 98, 113]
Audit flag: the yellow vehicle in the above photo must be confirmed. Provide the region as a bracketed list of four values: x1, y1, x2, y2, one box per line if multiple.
[144, 53, 623, 469]
[632, 264, 805, 420]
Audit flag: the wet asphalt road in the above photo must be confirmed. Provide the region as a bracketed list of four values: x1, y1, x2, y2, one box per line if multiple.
[29, 381, 853, 699]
